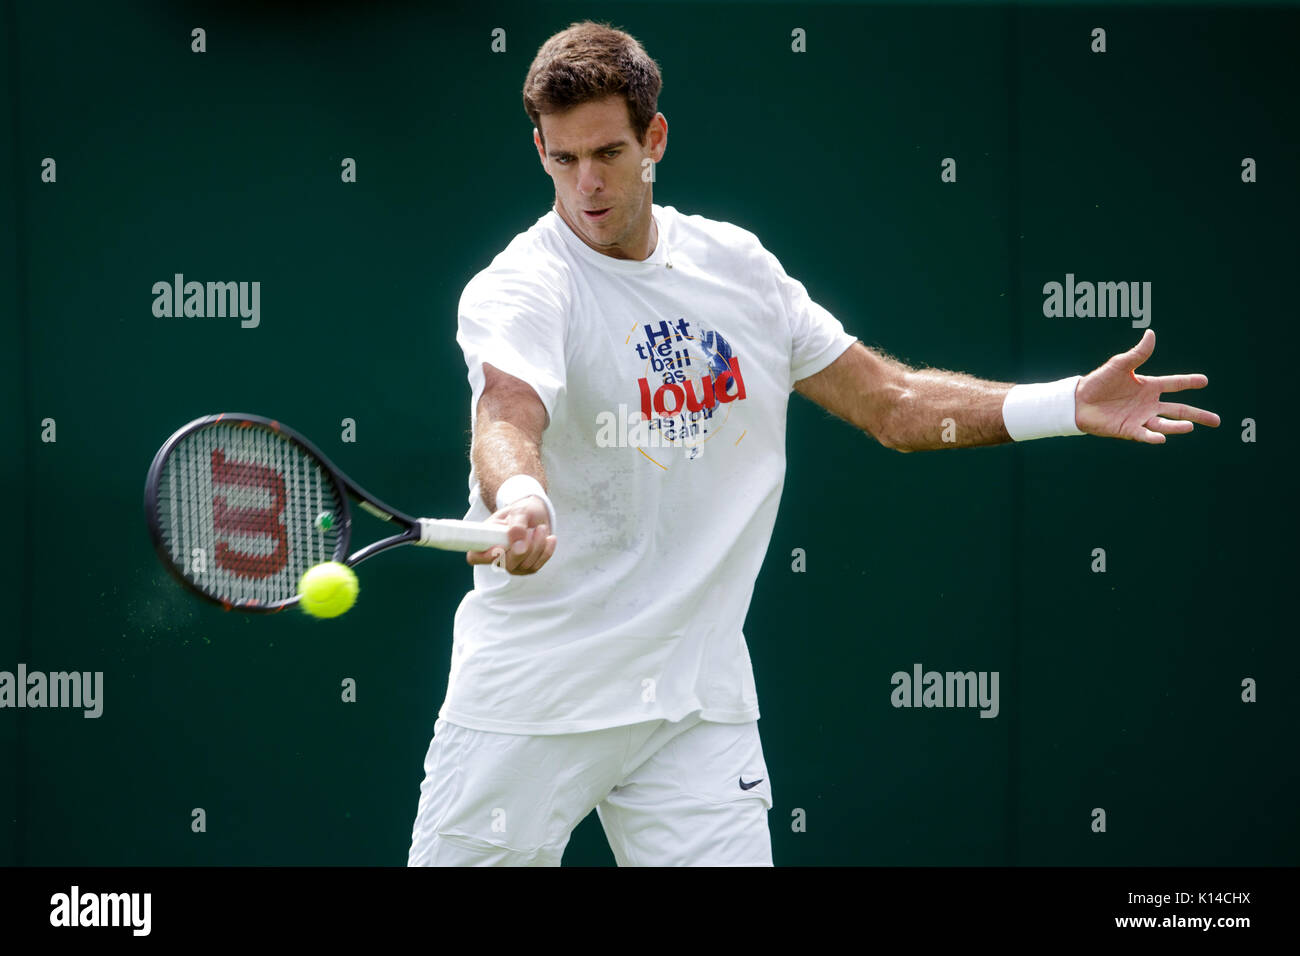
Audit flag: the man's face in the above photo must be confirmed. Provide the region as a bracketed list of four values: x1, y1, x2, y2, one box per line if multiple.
[534, 94, 667, 260]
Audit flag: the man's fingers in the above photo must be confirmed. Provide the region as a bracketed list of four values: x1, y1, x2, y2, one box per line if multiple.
[1152, 373, 1208, 392]
[516, 528, 555, 573]
[1118, 328, 1156, 372]
[466, 498, 555, 574]
[508, 526, 535, 565]
[1156, 401, 1221, 427]
[519, 525, 547, 571]
[507, 518, 531, 555]
[531, 534, 558, 573]
[466, 546, 506, 566]
[1146, 416, 1195, 436]
[466, 528, 556, 575]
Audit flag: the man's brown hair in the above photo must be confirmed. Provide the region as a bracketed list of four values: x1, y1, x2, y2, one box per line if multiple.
[523, 21, 662, 148]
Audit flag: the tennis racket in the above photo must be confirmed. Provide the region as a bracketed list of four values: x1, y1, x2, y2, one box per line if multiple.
[144, 413, 508, 612]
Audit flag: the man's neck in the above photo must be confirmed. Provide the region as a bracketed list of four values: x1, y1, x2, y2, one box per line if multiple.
[554, 200, 658, 261]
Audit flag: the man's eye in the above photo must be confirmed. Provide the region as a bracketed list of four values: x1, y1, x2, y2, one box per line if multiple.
[604, 151, 620, 159]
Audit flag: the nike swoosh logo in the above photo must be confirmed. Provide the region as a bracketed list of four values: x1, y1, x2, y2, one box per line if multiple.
[739, 777, 764, 790]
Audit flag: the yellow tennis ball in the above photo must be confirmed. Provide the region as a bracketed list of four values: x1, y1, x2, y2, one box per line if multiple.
[298, 562, 359, 619]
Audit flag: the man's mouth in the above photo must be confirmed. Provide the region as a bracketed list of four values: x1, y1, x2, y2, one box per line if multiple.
[582, 207, 612, 221]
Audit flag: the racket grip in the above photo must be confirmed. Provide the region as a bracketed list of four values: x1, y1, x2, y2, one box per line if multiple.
[416, 518, 510, 552]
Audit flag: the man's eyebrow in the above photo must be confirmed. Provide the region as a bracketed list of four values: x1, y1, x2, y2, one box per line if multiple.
[547, 140, 629, 157]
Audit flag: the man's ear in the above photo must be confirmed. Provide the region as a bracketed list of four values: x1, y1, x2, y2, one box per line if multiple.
[644, 113, 668, 161]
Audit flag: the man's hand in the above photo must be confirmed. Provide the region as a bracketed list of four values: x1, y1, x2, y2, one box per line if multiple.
[1075, 329, 1221, 443]
[466, 494, 557, 575]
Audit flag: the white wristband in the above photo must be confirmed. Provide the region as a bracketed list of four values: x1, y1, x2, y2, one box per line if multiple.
[494, 474, 558, 534]
[1002, 375, 1085, 441]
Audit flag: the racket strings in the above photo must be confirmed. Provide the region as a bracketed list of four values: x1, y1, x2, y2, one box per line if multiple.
[154, 422, 344, 607]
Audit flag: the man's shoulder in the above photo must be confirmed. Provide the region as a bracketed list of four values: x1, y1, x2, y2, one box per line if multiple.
[662, 205, 774, 274]
[664, 205, 765, 249]
[460, 211, 572, 303]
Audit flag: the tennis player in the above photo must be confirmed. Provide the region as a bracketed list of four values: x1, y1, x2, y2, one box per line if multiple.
[407, 20, 1219, 867]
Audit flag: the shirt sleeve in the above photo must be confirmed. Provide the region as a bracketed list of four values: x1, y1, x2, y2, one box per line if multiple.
[456, 257, 568, 426]
[760, 245, 858, 390]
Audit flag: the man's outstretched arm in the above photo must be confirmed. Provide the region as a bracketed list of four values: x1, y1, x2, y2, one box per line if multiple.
[794, 329, 1220, 452]
[794, 341, 1014, 451]
[467, 362, 557, 574]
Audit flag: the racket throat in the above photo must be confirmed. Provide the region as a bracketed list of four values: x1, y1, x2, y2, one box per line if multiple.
[358, 500, 393, 522]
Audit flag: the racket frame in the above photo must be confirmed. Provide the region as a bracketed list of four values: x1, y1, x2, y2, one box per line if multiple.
[144, 412, 426, 613]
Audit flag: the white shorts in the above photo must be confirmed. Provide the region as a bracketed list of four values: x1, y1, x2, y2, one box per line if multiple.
[407, 712, 773, 866]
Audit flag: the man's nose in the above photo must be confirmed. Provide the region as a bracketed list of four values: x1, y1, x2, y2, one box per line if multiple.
[577, 161, 603, 195]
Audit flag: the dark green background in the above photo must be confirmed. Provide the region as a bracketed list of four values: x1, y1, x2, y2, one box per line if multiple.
[3, 1, 1296, 865]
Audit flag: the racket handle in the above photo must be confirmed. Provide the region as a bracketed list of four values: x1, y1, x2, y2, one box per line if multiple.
[416, 518, 511, 552]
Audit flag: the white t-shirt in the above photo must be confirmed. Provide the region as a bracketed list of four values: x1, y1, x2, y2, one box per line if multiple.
[443, 202, 857, 734]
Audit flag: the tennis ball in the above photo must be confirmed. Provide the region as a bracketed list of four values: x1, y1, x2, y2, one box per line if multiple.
[298, 561, 358, 619]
